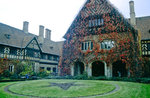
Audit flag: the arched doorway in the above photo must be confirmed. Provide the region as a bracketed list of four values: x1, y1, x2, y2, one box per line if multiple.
[112, 60, 127, 77]
[92, 61, 105, 77]
[74, 61, 84, 76]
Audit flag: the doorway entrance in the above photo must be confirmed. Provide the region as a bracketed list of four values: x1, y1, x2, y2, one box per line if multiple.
[92, 61, 105, 77]
[74, 61, 84, 76]
[112, 60, 127, 77]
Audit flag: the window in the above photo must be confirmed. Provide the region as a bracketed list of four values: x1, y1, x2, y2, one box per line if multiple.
[4, 47, 10, 54]
[81, 41, 93, 51]
[57, 57, 59, 61]
[34, 52, 40, 58]
[41, 54, 47, 59]
[48, 55, 53, 60]
[4, 34, 11, 39]
[50, 46, 53, 49]
[40, 67, 45, 72]
[17, 49, 21, 56]
[101, 40, 114, 50]
[27, 49, 34, 57]
[53, 68, 56, 72]
[89, 17, 104, 27]
[25, 48, 40, 58]
[47, 67, 51, 71]
[141, 40, 150, 56]
[89, 20, 92, 27]
[0, 46, 4, 53]
[25, 49, 27, 55]
[9, 65, 14, 72]
[53, 56, 57, 61]
[98, 19, 101, 25]
[10, 48, 17, 55]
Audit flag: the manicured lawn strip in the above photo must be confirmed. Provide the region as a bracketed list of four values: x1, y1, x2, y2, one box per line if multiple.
[0, 80, 150, 98]
[0, 82, 25, 98]
[8, 80, 115, 97]
[97, 81, 150, 98]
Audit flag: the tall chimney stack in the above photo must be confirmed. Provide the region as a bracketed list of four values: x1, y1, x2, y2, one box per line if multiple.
[38, 25, 44, 44]
[23, 21, 29, 33]
[45, 29, 51, 40]
[129, 0, 136, 26]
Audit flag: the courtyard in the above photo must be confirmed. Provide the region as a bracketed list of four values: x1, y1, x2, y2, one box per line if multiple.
[0, 79, 150, 98]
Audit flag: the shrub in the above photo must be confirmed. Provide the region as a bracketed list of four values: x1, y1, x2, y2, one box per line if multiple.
[2, 70, 11, 77]
[37, 71, 48, 78]
[74, 72, 88, 80]
[10, 74, 20, 79]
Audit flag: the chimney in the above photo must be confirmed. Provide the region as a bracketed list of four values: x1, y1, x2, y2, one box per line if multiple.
[129, 0, 136, 26]
[23, 21, 29, 33]
[45, 29, 51, 40]
[38, 25, 44, 44]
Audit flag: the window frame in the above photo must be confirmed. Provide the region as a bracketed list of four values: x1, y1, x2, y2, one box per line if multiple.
[81, 41, 93, 51]
[88, 16, 104, 28]
[100, 40, 115, 50]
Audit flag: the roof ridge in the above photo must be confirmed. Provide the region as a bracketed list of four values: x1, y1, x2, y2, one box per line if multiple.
[136, 16, 150, 19]
[0, 22, 35, 36]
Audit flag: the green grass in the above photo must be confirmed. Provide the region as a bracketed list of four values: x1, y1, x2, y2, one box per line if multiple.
[98, 81, 150, 98]
[0, 82, 26, 98]
[0, 79, 150, 98]
[8, 80, 115, 97]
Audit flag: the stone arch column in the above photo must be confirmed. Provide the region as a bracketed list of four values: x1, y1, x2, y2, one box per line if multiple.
[106, 63, 112, 77]
[104, 61, 108, 77]
[71, 65, 74, 76]
[87, 63, 92, 76]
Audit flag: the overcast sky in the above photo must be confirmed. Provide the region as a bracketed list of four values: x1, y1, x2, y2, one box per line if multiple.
[0, 0, 150, 41]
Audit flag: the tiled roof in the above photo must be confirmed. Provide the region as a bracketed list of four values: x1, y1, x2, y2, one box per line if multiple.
[0, 22, 63, 55]
[136, 16, 150, 40]
[0, 23, 35, 48]
[41, 39, 63, 55]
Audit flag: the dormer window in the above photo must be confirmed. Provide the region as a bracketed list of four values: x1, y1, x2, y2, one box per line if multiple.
[89, 17, 104, 28]
[50, 46, 53, 49]
[4, 34, 11, 39]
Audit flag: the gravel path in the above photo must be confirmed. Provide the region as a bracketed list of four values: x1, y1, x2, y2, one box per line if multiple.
[4, 83, 120, 98]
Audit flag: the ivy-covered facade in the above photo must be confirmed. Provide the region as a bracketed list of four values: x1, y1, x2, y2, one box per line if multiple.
[59, 0, 139, 77]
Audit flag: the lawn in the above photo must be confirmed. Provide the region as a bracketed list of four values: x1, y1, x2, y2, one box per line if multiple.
[0, 79, 150, 98]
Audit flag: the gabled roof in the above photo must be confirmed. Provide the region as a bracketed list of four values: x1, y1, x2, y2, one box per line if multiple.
[0, 22, 63, 56]
[64, 0, 134, 39]
[25, 37, 42, 51]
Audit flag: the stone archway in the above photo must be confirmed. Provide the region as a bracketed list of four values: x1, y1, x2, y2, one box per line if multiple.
[92, 61, 105, 77]
[112, 60, 127, 77]
[74, 61, 84, 76]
